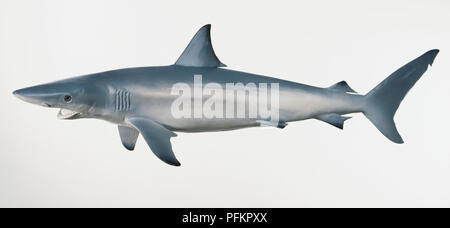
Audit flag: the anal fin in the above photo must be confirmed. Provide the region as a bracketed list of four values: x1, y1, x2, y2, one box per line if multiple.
[315, 113, 351, 130]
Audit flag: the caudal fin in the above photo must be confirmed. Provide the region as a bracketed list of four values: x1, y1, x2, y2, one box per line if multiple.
[364, 49, 439, 143]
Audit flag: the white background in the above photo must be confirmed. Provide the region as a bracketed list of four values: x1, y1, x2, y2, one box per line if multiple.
[1, 0, 449, 207]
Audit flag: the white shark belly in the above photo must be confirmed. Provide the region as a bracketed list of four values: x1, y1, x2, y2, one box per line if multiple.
[130, 83, 364, 132]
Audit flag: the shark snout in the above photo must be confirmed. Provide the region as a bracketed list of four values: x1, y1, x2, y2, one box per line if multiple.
[13, 88, 35, 102]
[13, 86, 56, 107]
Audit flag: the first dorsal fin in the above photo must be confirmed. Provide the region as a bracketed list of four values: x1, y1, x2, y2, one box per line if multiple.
[175, 24, 226, 68]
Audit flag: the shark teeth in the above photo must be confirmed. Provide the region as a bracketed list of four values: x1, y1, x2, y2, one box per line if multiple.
[57, 109, 80, 120]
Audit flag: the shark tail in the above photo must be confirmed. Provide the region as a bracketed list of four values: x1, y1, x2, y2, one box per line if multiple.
[363, 49, 439, 143]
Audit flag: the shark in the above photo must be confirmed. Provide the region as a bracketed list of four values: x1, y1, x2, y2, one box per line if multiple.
[13, 24, 439, 166]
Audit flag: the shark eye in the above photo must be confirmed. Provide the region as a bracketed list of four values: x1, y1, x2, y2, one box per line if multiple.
[64, 95, 72, 103]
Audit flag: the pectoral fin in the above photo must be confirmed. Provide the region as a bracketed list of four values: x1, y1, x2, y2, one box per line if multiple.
[128, 117, 180, 166]
[118, 126, 139, 151]
[315, 113, 351, 129]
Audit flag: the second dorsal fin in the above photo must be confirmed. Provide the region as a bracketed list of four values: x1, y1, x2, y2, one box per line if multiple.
[328, 81, 357, 93]
[175, 24, 226, 68]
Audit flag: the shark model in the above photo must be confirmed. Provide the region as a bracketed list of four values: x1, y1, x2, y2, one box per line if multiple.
[13, 24, 439, 166]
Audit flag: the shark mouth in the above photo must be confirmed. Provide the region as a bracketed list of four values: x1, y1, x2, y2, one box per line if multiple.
[57, 109, 82, 120]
